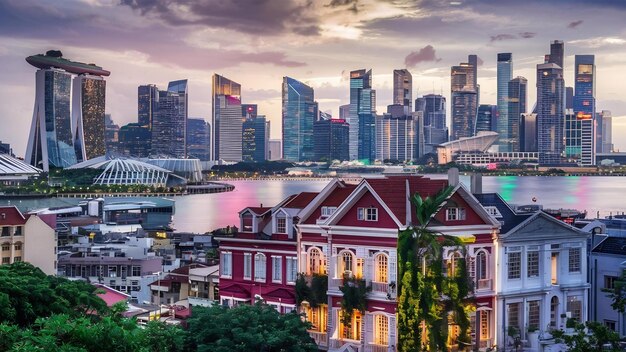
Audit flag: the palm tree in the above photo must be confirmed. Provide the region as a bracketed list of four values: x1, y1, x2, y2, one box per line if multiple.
[397, 185, 474, 351]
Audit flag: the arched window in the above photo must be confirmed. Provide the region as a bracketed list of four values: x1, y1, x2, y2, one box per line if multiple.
[309, 247, 326, 274]
[340, 251, 354, 276]
[447, 251, 462, 276]
[254, 253, 266, 281]
[476, 251, 487, 280]
[374, 314, 389, 345]
[375, 253, 388, 283]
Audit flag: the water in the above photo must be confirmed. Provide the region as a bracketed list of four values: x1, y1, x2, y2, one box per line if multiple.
[170, 176, 626, 233]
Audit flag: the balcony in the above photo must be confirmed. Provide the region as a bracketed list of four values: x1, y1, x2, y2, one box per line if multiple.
[329, 277, 344, 291]
[476, 279, 492, 291]
[365, 343, 391, 352]
[308, 331, 327, 348]
[329, 338, 362, 351]
[371, 281, 397, 299]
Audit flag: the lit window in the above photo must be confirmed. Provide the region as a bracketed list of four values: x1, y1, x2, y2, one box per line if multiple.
[569, 248, 581, 273]
[446, 207, 466, 221]
[527, 251, 539, 277]
[476, 251, 487, 280]
[220, 252, 232, 277]
[243, 253, 252, 280]
[309, 247, 325, 274]
[374, 314, 389, 345]
[375, 254, 388, 283]
[272, 256, 282, 283]
[446, 252, 462, 277]
[508, 251, 521, 279]
[276, 217, 287, 234]
[255, 253, 266, 282]
[340, 251, 354, 276]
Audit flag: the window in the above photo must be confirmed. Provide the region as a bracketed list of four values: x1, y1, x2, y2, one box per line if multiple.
[605, 275, 618, 290]
[272, 256, 282, 283]
[1, 227, 9, 237]
[569, 248, 581, 273]
[476, 251, 487, 280]
[508, 251, 521, 279]
[320, 206, 337, 219]
[286, 257, 298, 284]
[480, 311, 489, 340]
[507, 302, 521, 332]
[374, 314, 389, 345]
[605, 320, 617, 331]
[221, 252, 232, 277]
[340, 311, 361, 340]
[242, 213, 253, 232]
[1, 244, 9, 251]
[14, 243, 21, 251]
[14, 227, 22, 236]
[357, 207, 378, 221]
[309, 247, 325, 275]
[446, 252, 462, 277]
[132, 266, 141, 277]
[276, 217, 287, 234]
[340, 251, 354, 276]
[375, 254, 388, 283]
[243, 253, 252, 280]
[254, 253, 266, 282]
[527, 251, 539, 277]
[2, 257, 9, 264]
[13, 257, 21, 262]
[528, 301, 540, 330]
[567, 296, 582, 322]
[446, 207, 466, 221]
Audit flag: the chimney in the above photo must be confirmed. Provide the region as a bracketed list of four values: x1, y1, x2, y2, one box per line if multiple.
[471, 173, 483, 194]
[448, 168, 459, 187]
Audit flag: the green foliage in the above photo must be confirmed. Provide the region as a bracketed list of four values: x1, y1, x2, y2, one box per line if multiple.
[552, 321, 621, 351]
[603, 268, 626, 313]
[186, 302, 317, 352]
[211, 161, 295, 174]
[296, 273, 329, 308]
[338, 275, 371, 327]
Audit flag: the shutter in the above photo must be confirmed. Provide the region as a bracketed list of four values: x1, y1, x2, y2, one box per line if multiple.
[389, 314, 397, 347]
[365, 313, 374, 345]
[389, 250, 397, 287]
[329, 308, 336, 337]
[301, 251, 308, 275]
[366, 254, 374, 284]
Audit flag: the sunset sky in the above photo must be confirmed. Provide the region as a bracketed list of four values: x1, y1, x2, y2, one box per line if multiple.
[1, 0, 625, 155]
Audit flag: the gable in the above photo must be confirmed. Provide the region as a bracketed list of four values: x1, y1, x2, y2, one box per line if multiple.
[502, 212, 588, 242]
[335, 190, 399, 229]
[432, 192, 491, 227]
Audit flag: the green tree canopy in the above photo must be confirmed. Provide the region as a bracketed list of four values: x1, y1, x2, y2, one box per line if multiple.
[186, 303, 317, 352]
[552, 321, 621, 352]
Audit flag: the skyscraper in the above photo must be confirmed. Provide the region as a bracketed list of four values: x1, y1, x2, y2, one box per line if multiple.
[339, 104, 350, 120]
[600, 110, 613, 153]
[104, 114, 119, 155]
[138, 84, 159, 130]
[573, 55, 596, 165]
[519, 113, 538, 152]
[72, 74, 106, 161]
[496, 53, 513, 151]
[451, 55, 479, 141]
[415, 94, 447, 154]
[548, 40, 564, 69]
[268, 139, 282, 161]
[152, 80, 188, 158]
[476, 104, 497, 133]
[349, 69, 376, 162]
[506, 77, 527, 152]
[242, 115, 269, 162]
[537, 59, 565, 165]
[25, 50, 110, 171]
[282, 77, 317, 162]
[313, 118, 349, 162]
[212, 74, 242, 162]
[375, 105, 419, 162]
[393, 69, 412, 113]
[186, 118, 211, 161]
[118, 123, 151, 157]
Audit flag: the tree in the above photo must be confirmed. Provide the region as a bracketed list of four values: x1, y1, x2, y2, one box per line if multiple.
[603, 268, 626, 314]
[397, 186, 474, 351]
[186, 303, 317, 352]
[552, 321, 621, 351]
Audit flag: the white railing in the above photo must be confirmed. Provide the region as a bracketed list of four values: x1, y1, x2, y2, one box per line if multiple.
[371, 281, 397, 299]
[365, 343, 391, 352]
[330, 277, 344, 290]
[477, 279, 492, 290]
[308, 331, 327, 347]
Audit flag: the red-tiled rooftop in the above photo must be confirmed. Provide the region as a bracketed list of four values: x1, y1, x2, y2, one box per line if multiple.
[94, 284, 130, 307]
[246, 207, 272, 215]
[0, 206, 26, 226]
[283, 192, 319, 208]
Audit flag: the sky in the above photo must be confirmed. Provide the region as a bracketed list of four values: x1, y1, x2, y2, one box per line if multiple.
[1, 0, 626, 156]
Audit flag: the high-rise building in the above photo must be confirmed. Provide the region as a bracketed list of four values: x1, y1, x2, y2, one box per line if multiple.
[118, 123, 151, 157]
[268, 139, 282, 161]
[212, 74, 242, 162]
[104, 114, 119, 155]
[597, 110, 613, 153]
[506, 77, 527, 152]
[451, 55, 479, 141]
[151, 80, 188, 158]
[25, 50, 110, 171]
[186, 118, 211, 161]
[496, 53, 513, 151]
[547, 40, 564, 69]
[242, 115, 269, 162]
[348, 69, 376, 162]
[375, 105, 419, 162]
[476, 104, 497, 133]
[72, 74, 106, 162]
[242, 104, 258, 119]
[573, 55, 596, 165]
[393, 69, 412, 113]
[314, 118, 349, 162]
[537, 59, 565, 165]
[415, 94, 447, 154]
[520, 113, 537, 152]
[138, 84, 159, 130]
[282, 77, 317, 162]
[339, 104, 350, 120]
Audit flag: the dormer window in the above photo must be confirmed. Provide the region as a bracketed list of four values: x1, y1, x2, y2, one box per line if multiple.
[320, 206, 337, 219]
[446, 207, 466, 221]
[242, 213, 253, 232]
[357, 207, 378, 221]
[276, 216, 287, 234]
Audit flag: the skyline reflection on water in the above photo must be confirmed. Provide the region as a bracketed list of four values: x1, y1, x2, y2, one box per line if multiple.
[171, 176, 626, 233]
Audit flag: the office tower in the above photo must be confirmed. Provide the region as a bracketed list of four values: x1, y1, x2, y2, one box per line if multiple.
[212, 74, 242, 162]
[416, 94, 447, 154]
[565, 87, 574, 110]
[537, 59, 565, 165]
[564, 107, 581, 163]
[375, 105, 419, 162]
[547, 40, 564, 69]
[393, 69, 412, 113]
[118, 123, 151, 157]
[242, 115, 269, 162]
[496, 53, 513, 151]
[104, 114, 119, 155]
[519, 113, 538, 152]
[505, 77, 527, 152]
[339, 104, 350, 120]
[72, 74, 106, 162]
[25, 50, 110, 171]
[242, 104, 258, 119]
[282, 77, 317, 162]
[573, 55, 596, 165]
[348, 69, 376, 162]
[268, 139, 282, 161]
[187, 118, 211, 161]
[598, 110, 613, 153]
[451, 55, 479, 141]
[138, 84, 159, 129]
[314, 118, 349, 162]
[152, 79, 188, 158]
[476, 105, 497, 133]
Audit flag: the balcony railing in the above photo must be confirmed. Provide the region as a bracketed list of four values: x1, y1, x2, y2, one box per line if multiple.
[365, 343, 391, 352]
[329, 277, 344, 290]
[329, 338, 362, 351]
[477, 279, 492, 291]
[371, 281, 397, 299]
[308, 331, 327, 348]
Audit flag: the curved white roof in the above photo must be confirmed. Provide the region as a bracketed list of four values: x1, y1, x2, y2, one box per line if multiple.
[439, 131, 498, 153]
[68, 157, 171, 173]
[0, 154, 42, 175]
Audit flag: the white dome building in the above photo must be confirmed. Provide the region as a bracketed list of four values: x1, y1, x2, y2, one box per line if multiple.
[67, 157, 185, 187]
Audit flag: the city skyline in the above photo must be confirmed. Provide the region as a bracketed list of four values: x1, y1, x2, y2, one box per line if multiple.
[1, 1, 626, 156]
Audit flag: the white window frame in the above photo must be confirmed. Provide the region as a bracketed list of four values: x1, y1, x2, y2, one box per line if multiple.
[320, 206, 337, 219]
[568, 247, 581, 273]
[272, 256, 282, 283]
[339, 250, 354, 277]
[286, 256, 297, 284]
[507, 251, 521, 280]
[220, 251, 232, 278]
[276, 216, 287, 234]
[446, 207, 466, 221]
[357, 207, 378, 221]
[254, 253, 267, 282]
[374, 253, 388, 283]
[527, 250, 539, 278]
[475, 250, 487, 280]
[243, 252, 252, 280]
[374, 314, 389, 345]
[309, 247, 325, 275]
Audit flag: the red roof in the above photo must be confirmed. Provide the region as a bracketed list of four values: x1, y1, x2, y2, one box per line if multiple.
[94, 284, 130, 307]
[322, 184, 357, 207]
[0, 206, 26, 226]
[25, 213, 56, 230]
[246, 207, 272, 215]
[284, 192, 319, 209]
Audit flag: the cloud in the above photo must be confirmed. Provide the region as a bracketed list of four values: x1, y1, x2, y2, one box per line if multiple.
[404, 45, 440, 68]
[569, 36, 626, 48]
[519, 31, 536, 39]
[490, 33, 517, 42]
[568, 19, 584, 28]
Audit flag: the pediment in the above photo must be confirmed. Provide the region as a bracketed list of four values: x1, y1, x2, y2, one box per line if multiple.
[502, 212, 588, 242]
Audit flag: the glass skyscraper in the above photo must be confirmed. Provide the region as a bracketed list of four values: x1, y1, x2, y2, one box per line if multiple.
[212, 74, 242, 162]
[186, 118, 211, 161]
[496, 53, 512, 151]
[451, 55, 479, 141]
[349, 69, 376, 162]
[415, 94, 447, 154]
[506, 76, 527, 152]
[138, 84, 159, 130]
[282, 77, 317, 162]
[573, 55, 596, 165]
[393, 69, 412, 113]
[72, 75, 106, 162]
[242, 115, 269, 162]
[537, 62, 565, 165]
[118, 123, 151, 157]
[313, 117, 349, 162]
[152, 79, 188, 158]
[476, 104, 497, 133]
